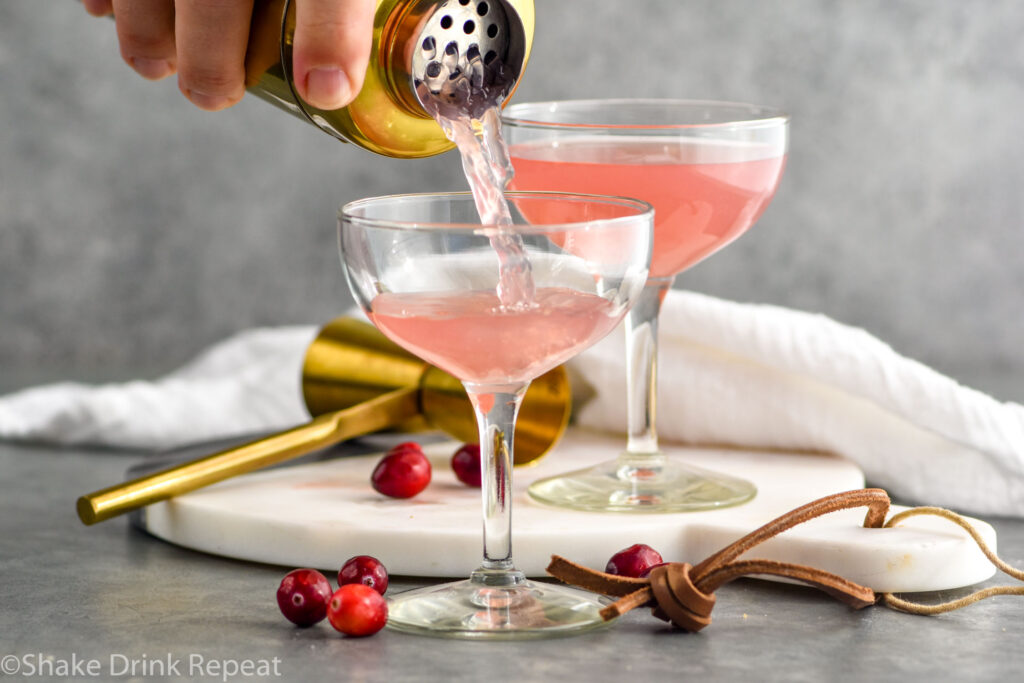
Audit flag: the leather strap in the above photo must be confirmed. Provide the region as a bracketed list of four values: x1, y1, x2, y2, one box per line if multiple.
[547, 488, 890, 632]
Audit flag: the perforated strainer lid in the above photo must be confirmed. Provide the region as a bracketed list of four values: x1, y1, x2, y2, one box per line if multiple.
[409, 0, 527, 119]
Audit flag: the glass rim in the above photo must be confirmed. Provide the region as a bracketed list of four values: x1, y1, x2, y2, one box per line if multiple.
[339, 191, 655, 233]
[501, 98, 789, 131]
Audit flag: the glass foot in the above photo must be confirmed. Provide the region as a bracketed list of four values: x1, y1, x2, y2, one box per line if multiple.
[385, 569, 614, 639]
[527, 453, 757, 513]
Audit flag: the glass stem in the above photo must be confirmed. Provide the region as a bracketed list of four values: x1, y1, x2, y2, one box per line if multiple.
[625, 279, 673, 458]
[466, 383, 527, 578]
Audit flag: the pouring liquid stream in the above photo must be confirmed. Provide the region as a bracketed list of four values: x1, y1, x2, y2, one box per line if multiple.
[417, 42, 535, 309]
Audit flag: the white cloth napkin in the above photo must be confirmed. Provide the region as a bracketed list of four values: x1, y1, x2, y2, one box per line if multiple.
[2, 290, 1022, 516]
[0, 326, 317, 451]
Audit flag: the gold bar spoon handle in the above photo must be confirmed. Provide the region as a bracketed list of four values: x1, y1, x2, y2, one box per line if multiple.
[76, 387, 421, 525]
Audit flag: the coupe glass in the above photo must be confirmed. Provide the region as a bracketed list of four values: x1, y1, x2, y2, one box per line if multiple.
[339, 191, 652, 638]
[503, 99, 789, 512]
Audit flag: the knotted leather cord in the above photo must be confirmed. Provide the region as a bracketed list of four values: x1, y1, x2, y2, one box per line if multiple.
[546, 489, 1024, 631]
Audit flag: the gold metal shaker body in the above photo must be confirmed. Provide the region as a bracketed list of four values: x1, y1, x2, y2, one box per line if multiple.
[244, 0, 535, 158]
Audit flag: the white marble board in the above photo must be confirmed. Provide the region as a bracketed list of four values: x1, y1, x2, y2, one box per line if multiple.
[139, 430, 997, 593]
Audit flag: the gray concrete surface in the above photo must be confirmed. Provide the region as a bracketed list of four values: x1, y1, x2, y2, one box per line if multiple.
[2, 1, 1023, 403]
[2, 416, 1023, 682]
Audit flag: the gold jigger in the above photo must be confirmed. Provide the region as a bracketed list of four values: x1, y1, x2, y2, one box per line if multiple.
[77, 318, 571, 525]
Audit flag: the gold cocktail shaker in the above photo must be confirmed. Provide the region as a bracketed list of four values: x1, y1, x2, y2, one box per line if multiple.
[77, 318, 570, 525]
[244, 0, 535, 157]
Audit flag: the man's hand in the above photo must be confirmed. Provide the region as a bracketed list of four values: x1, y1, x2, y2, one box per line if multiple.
[82, 0, 375, 112]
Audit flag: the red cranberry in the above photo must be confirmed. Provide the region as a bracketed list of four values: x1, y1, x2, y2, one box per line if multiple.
[450, 443, 481, 487]
[605, 544, 664, 578]
[327, 584, 388, 637]
[276, 568, 333, 627]
[339, 555, 389, 595]
[371, 444, 431, 498]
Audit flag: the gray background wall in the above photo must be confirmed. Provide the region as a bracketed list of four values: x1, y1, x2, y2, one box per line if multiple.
[2, 1, 1022, 401]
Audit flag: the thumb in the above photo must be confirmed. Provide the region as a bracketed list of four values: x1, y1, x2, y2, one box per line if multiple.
[292, 0, 375, 110]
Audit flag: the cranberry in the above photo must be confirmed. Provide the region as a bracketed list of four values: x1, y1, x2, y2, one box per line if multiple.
[327, 584, 388, 637]
[339, 555, 389, 595]
[450, 443, 481, 487]
[371, 444, 431, 498]
[276, 568, 333, 627]
[605, 544, 664, 579]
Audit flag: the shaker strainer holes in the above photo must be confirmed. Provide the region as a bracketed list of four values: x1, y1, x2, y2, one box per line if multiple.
[487, 24, 498, 38]
[440, 15, 453, 29]
[425, 62, 442, 78]
[422, 36, 436, 56]
[463, 20, 475, 34]
[459, 0, 470, 5]
[445, 41, 459, 56]
[477, 2, 489, 16]
[484, 50, 497, 64]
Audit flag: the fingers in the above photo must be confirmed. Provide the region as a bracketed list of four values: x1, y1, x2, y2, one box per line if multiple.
[292, 0, 375, 110]
[111, 0, 177, 80]
[93, 0, 377, 114]
[82, 0, 114, 16]
[175, 0, 255, 111]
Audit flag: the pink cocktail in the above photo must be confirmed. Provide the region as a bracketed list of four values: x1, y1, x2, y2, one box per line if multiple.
[371, 288, 619, 385]
[503, 100, 789, 512]
[510, 137, 785, 279]
[340, 191, 652, 638]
